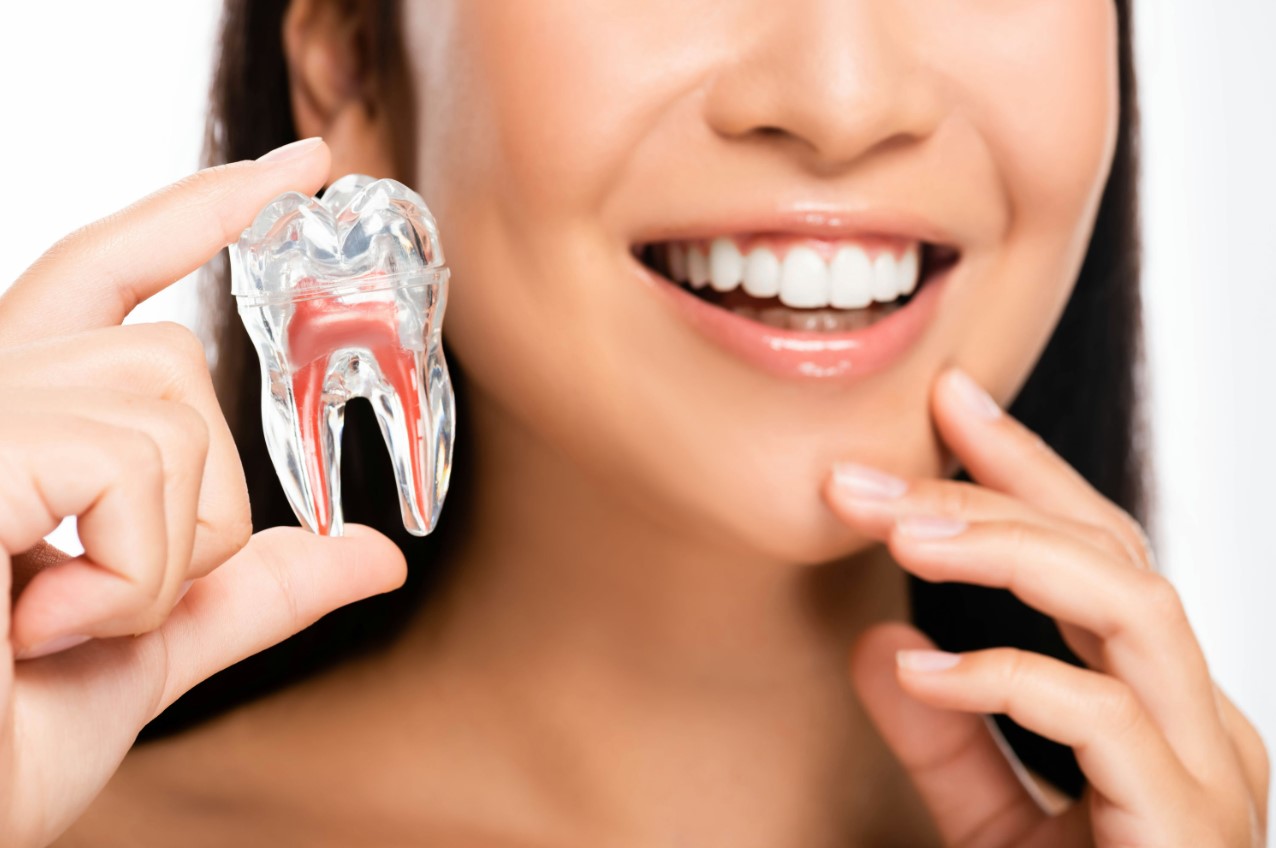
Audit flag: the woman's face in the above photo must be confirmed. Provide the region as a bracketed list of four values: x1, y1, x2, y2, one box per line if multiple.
[402, 1, 1119, 563]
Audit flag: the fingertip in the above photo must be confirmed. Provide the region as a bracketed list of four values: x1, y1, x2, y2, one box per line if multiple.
[940, 365, 1003, 422]
[849, 621, 933, 685]
[250, 137, 332, 198]
[254, 136, 328, 166]
[336, 524, 409, 589]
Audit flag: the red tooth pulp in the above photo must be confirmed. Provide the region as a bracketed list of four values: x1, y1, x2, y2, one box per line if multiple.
[287, 295, 427, 535]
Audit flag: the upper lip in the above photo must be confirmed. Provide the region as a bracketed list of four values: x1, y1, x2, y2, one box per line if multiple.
[628, 202, 962, 252]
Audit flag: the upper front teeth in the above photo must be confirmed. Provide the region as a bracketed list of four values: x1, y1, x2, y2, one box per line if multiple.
[664, 238, 921, 309]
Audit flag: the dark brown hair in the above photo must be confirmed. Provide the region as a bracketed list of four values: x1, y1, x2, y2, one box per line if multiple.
[141, 0, 1150, 802]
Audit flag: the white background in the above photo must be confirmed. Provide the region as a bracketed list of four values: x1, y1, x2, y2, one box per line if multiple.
[2, 0, 1273, 816]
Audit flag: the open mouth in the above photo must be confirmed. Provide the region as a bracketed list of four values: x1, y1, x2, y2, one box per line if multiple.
[632, 236, 959, 333]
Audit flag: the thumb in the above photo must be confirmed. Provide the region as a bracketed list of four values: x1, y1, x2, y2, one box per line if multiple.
[17, 524, 407, 749]
[849, 622, 1045, 847]
[148, 523, 409, 712]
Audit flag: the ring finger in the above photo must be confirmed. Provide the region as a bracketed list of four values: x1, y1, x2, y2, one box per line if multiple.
[883, 514, 1235, 788]
[895, 645, 1193, 822]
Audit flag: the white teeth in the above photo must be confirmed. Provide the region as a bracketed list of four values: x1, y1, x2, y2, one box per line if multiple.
[659, 239, 924, 309]
[742, 247, 781, 298]
[667, 243, 688, 282]
[687, 245, 710, 289]
[779, 247, 829, 309]
[828, 247, 874, 309]
[709, 237, 744, 292]
[871, 252, 901, 303]
[898, 244, 920, 296]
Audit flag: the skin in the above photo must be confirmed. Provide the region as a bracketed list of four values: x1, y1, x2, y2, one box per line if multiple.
[0, 0, 1264, 845]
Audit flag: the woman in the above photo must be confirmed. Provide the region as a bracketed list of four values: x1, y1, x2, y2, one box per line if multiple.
[0, 0, 1267, 844]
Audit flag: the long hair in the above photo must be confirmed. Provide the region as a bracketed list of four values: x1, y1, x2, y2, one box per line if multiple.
[140, 0, 1149, 801]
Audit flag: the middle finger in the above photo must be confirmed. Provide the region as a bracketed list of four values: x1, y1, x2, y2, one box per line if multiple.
[828, 472, 1233, 787]
[19, 386, 207, 609]
[0, 321, 252, 576]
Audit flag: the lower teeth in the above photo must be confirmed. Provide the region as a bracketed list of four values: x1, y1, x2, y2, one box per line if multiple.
[729, 303, 902, 332]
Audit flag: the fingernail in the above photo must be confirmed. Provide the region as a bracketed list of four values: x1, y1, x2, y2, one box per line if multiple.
[256, 136, 323, 164]
[897, 515, 968, 539]
[949, 368, 1002, 421]
[15, 633, 92, 661]
[896, 649, 961, 672]
[832, 462, 909, 500]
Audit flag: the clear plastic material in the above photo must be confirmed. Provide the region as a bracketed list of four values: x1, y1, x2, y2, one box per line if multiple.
[229, 174, 455, 537]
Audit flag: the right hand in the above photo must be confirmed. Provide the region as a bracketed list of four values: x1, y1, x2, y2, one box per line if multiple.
[0, 138, 409, 848]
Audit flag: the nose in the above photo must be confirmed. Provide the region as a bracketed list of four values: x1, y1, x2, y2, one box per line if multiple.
[702, 0, 944, 172]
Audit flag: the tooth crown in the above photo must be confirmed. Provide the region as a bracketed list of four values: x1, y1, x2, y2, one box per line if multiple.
[666, 238, 920, 310]
[230, 174, 456, 538]
[232, 174, 447, 301]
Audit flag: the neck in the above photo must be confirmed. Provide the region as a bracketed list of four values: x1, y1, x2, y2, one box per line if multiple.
[388, 390, 916, 842]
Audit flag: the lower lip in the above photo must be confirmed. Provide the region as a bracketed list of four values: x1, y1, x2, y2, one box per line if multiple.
[635, 262, 950, 382]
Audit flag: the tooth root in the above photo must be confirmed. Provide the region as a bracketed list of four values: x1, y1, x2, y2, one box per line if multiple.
[243, 290, 455, 538]
[366, 346, 454, 537]
[256, 351, 344, 536]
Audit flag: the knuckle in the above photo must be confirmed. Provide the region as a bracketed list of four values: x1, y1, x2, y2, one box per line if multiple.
[115, 427, 166, 485]
[1078, 521, 1132, 563]
[1096, 680, 1146, 740]
[127, 321, 215, 394]
[128, 600, 174, 635]
[929, 482, 976, 517]
[146, 320, 209, 367]
[229, 509, 253, 551]
[998, 520, 1036, 553]
[217, 509, 254, 563]
[1135, 571, 1187, 624]
[1105, 508, 1157, 570]
[991, 646, 1031, 689]
[133, 396, 211, 462]
[1022, 428, 1055, 458]
[165, 399, 212, 460]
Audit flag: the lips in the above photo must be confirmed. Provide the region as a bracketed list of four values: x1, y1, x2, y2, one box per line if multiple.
[628, 219, 959, 381]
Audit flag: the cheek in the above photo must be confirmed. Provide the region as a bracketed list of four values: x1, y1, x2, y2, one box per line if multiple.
[419, 3, 689, 222]
[934, 0, 1120, 398]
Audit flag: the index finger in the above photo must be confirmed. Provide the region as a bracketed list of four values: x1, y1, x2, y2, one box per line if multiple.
[0, 137, 330, 346]
[930, 365, 1156, 571]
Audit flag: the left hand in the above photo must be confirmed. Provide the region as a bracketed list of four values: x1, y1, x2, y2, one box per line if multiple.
[827, 366, 1269, 847]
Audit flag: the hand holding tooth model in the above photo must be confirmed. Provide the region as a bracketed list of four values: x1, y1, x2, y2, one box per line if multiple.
[230, 175, 456, 537]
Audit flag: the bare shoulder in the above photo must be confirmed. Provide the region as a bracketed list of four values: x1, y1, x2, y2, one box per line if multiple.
[46, 648, 517, 847]
[50, 716, 251, 847]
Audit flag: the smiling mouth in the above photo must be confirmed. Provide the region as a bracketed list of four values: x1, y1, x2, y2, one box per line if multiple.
[633, 236, 959, 333]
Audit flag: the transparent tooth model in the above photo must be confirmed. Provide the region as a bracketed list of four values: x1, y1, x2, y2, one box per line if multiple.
[230, 174, 455, 537]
